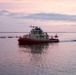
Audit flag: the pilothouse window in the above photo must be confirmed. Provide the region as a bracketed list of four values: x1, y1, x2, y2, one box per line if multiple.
[31, 26, 43, 34]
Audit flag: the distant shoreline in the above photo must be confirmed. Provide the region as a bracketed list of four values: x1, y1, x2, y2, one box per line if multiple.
[0, 32, 76, 33]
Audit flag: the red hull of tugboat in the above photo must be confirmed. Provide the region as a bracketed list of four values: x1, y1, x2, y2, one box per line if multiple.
[18, 37, 59, 45]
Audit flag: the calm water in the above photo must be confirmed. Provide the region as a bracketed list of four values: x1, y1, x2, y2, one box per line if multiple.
[0, 33, 76, 75]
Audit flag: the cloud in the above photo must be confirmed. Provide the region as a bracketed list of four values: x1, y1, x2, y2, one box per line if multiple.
[0, 10, 76, 22]
[24, 13, 76, 22]
[0, 10, 10, 15]
[0, 10, 26, 18]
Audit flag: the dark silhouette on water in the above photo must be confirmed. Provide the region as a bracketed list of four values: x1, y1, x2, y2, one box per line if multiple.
[19, 43, 49, 54]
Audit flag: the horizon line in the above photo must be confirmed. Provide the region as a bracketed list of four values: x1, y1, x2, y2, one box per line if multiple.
[0, 32, 76, 33]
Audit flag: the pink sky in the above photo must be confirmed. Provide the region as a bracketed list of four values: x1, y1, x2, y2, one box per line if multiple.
[0, 0, 76, 14]
[0, 0, 76, 32]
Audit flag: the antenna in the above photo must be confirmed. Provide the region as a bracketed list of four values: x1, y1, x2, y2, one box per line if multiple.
[30, 25, 32, 28]
[30, 25, 37, 28]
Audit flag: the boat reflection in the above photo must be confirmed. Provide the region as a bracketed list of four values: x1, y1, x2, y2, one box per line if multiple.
[19, 43, 49, 54]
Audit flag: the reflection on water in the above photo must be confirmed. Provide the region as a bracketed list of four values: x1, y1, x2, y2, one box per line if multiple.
[18, 43, 59, 68]
[19, 43, 49, 54]
[0, 33, 76, 75]
[18, 42, 76, 75]
[18, 43, 51, 75]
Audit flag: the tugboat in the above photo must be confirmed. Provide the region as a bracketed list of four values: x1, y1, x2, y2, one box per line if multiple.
[18, 26, 59, 44]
